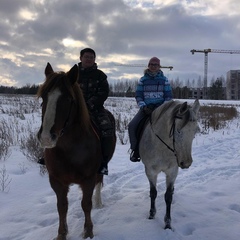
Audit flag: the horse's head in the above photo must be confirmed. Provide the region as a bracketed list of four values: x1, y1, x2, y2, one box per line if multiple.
[37, 63, 89, 148]
[173, 99, 200, 169]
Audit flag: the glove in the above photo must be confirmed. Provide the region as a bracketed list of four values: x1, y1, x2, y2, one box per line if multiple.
[142, 106, 153, 115]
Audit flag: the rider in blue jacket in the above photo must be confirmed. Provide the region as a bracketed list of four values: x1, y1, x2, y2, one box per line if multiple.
[128, 57, 173, 162]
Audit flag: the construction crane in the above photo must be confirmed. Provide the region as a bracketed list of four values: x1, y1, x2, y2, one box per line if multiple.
[115, 63, 173, 70]
[190, 48, 240, 99]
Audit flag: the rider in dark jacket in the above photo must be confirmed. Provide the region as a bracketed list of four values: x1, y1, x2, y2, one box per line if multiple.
[77, 48, 114, 175]
[78, 62, 108, 111]
[38, 48, 114, 175]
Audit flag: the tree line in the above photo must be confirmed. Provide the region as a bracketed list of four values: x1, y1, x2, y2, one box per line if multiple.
[0, 76, 226, 100]
[109, 75, 226, 99]
[0, 84, 39, 95]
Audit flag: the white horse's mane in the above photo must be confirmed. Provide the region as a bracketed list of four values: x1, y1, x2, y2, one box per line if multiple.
[152, 100, 198, 130]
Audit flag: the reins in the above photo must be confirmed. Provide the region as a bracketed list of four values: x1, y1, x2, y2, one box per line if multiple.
[58, 99, 100, 140]
[150, 115, 183, 160]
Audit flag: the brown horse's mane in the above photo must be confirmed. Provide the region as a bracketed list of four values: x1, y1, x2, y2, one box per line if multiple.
[37, 71, 90, 131]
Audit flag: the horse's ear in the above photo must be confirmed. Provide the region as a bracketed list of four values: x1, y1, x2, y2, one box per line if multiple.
[179, 102, 188, 115]
[192, 99, 200, 114]
[67, 64, 78, 85]
[45, 62, 54, 77]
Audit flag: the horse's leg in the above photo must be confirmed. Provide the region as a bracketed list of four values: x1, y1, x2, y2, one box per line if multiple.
[49, 176, 69, 240]
[164, 182, 174, 229]
[164, 171, 177, 229]
[81, 178, 96, 239]
[146, 171, 158, 219]
[149, 180, 157, 219]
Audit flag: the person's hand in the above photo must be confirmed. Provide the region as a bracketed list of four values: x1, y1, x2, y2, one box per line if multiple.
[142, 106, 153, 115]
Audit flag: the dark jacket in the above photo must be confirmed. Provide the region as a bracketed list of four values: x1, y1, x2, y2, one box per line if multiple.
[77, 63, 109, 111]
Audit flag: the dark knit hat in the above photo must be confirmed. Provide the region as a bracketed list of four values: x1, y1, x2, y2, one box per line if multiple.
[148, 57, 160, 66]
[80, 48, 96, 58]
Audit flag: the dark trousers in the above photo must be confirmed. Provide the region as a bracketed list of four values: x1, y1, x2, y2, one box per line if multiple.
[90, 109, 115, 163]
[128, 109, 146, 150]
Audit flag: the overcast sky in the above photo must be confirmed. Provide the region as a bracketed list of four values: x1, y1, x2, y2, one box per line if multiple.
[1, 0, 240, 87]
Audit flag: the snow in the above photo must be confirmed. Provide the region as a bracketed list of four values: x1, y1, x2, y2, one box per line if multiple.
[1, 97, 240, 240]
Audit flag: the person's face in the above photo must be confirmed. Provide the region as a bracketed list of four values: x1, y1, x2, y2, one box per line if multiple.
[148, 62, 160, 73]
[80, 52, 95, 68]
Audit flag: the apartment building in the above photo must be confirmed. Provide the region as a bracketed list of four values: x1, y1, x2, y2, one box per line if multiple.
[226, 70, 240, 100]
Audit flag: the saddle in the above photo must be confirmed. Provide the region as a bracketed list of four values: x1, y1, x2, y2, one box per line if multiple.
[90, 108, 115, 140]
[90, 109, 115, 165]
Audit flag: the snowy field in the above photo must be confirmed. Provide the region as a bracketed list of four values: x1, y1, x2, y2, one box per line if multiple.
[0, 96, 240, 240]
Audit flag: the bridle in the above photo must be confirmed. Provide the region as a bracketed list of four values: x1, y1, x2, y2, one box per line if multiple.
[149, 115, 183, 164]
[59, 99, 74, 137]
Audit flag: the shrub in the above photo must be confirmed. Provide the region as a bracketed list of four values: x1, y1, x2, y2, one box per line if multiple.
[19, 131, 44, 163]
[199, 104, 238, 132]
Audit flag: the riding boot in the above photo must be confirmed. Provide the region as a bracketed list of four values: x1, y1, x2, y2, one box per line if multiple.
[130, 149, 140, 162]
[98, 159, 108, 175]
[94, 109, 115, 175]
[98, 132, 114, 175]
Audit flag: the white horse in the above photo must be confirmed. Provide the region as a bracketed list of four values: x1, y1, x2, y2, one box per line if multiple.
[140, 99, 200, 229]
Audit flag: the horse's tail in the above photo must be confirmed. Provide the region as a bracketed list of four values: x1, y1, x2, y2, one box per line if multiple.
[96, 174, 104, 187]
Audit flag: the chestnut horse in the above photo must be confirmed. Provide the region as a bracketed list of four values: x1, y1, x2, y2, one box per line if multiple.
[37, 63, 116, 239]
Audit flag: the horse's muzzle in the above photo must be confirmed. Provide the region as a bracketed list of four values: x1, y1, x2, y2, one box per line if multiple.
[179, 160, 192, 169]
[179, 163, 189, 169]
[37, 130, 57, 148]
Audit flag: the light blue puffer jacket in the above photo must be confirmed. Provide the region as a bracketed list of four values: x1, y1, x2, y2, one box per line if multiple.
[135, 70, 173, 108]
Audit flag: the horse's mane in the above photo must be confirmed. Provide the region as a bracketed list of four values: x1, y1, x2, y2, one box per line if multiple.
[37, 72, 66, 98]
[153, 100, 194, 130]
[37, 71, 90, 130]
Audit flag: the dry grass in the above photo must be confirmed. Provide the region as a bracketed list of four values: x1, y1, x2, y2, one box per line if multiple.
[199, 104, 238, 132]
[0, 95, 239, 167]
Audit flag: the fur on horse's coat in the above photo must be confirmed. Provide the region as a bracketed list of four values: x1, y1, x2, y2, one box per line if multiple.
[37, 63, 116, 239]
[140, 99, 200, 229]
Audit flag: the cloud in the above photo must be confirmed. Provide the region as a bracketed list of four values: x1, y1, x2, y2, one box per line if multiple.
[0, 0, 240, 87]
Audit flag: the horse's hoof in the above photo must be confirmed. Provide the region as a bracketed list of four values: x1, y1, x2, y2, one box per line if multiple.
[148, 215, 155, 219]
[54, 234, 67, 240]
[164, 224, 172, 230]
[149, 209, 156, 219]
[164, 218, 172, 230]
[94, 203, 103, 209]
[82, 229, 94, 239]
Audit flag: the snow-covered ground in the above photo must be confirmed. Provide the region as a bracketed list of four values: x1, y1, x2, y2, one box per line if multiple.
[0, 96, 240, 240]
